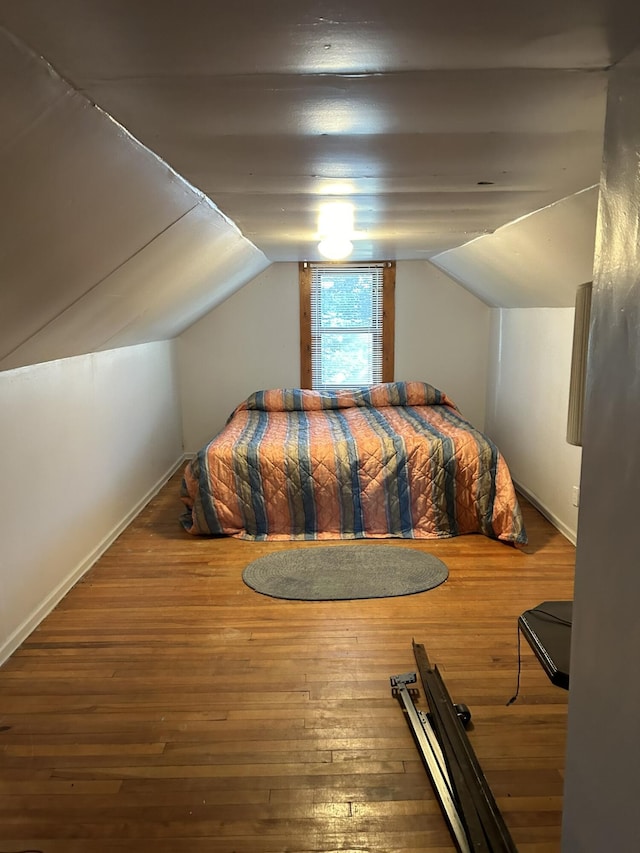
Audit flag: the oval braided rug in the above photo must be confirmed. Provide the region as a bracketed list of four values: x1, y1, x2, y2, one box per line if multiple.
[242, 545, 448, 600]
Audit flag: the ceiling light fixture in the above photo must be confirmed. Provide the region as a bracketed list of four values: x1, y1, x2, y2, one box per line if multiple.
[318, 235, 354, 261]
[317, 201, 355, 261]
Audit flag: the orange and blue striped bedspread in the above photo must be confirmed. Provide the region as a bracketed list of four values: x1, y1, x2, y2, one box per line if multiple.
[180, 382, 526, 544]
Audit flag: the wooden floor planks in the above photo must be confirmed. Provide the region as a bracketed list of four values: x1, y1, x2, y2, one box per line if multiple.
[0, 469, 574, 852]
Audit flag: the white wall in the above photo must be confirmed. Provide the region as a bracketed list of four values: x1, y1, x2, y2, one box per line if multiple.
[177, 263, 301, 451]
[563, 46, 640, 852]
[177, 260, 492, 451]
[486, 307, 583, 542]
[395, 261, 491, 428]
[0, 341, 184, 663]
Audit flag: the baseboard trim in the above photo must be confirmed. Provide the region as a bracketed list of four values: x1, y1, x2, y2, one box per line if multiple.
[514, 480, 577, 546]
[0, 454, 188, 667]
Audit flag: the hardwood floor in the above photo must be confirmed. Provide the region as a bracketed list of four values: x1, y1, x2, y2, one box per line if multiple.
[0, 470, 574, 852]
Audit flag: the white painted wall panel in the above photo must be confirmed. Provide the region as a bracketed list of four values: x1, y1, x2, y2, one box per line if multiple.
[0, 342, 183, 663]
[178, 264, 301, 451]
[563, 46, 640, 852]
[178, 260, 492, 452]
[486, 308, 583, 541]
[395, 261, 491, 429]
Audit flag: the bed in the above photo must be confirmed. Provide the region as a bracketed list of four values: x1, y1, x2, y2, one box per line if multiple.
[180, 381, 526, 544]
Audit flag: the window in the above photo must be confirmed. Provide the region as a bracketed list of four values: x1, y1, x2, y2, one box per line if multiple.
[299, 261, 395, 390]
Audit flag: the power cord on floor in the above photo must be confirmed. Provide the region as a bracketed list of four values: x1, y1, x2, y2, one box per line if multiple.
[506, 607, 573, 705]
[506, 621, 522, 706]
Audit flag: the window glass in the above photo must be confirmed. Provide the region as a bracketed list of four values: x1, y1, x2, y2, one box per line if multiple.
[299, 262, 395, 391]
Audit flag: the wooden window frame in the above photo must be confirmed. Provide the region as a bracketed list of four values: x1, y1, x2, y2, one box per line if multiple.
[299, 260, 395, 389]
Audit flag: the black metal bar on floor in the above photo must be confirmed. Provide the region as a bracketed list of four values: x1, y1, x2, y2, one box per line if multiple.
[402, 657, 491, 853]
[412, 640, 518, 853]
[391, 672, 471, 853]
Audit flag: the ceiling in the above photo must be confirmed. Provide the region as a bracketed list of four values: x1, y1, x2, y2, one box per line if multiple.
[1, 2, 639, 372]
[1, 1, 639, 265]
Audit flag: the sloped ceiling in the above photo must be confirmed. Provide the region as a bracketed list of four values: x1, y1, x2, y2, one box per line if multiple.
[2, 0, 630, 264]
[1, 2, 639, 370]
[0, 27, 269, 372]
[431, 186, 599, 308]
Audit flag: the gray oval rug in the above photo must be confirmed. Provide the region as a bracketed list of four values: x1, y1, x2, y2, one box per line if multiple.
[242, 545, 448, 600]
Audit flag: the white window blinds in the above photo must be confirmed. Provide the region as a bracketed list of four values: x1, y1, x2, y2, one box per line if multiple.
[309, 263, 385, 391]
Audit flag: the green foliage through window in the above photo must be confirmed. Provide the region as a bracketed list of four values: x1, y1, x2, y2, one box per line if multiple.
[310, 265, 384, 390]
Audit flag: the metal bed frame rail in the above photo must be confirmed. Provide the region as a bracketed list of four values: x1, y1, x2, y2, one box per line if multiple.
[390, 640, 517, 853]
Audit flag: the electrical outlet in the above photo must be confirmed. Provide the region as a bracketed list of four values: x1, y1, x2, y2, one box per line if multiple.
[572, 485, 580, 507]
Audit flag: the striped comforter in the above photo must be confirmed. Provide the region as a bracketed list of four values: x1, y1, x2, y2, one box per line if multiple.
[180, 382, 527, 544]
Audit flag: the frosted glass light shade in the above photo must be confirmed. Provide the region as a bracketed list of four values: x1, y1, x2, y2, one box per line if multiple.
[318, 236, 353, 260]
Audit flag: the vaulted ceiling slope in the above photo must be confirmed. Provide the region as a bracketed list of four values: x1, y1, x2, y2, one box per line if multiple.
[1, 1, 637, 266]
[0, 27, 268, 373]
[1, 2, 639, 370]
[431, 186, 599, 308]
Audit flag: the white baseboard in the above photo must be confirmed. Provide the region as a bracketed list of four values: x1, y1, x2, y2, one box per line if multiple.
[0, 454, 188, 667]
[514, 480, 577, 546]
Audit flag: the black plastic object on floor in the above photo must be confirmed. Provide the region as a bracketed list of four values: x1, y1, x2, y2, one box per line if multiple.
[518, 601, 572, 689]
